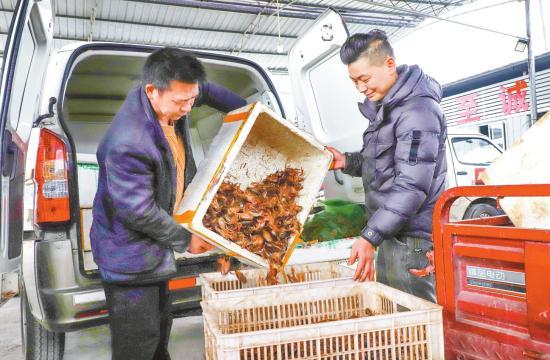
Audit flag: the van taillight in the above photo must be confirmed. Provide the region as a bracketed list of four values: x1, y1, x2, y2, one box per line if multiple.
[474, 167, 485, 185]
[34, 129, 70, 225]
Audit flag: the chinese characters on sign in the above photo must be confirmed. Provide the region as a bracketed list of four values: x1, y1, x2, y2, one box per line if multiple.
[467, 266, 505, 281]
[453, 79, 532, 124]
[500, 80, 530, 115]
[457, 93, 481, 125]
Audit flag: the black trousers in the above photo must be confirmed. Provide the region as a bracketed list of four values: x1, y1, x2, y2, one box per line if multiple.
[103, 281, 173, 360]
[376, 236, 437, 303]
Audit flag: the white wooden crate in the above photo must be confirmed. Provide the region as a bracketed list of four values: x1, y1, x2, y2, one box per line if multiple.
[201, 282, 444, 360]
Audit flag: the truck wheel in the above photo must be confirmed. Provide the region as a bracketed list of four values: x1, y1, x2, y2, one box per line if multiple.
[462, 203, 503, 220]
[20, 287, 65, 360]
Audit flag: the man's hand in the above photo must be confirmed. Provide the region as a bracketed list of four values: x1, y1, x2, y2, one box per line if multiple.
[326, 146, 346, 170]
[348, 237, 376, 282]
[188, 234, 215, 254]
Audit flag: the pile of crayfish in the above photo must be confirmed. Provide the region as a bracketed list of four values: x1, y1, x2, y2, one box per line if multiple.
[204, 168, 304, 283]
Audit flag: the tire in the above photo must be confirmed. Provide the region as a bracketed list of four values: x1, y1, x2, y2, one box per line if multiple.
[462, 203, 503, 220]
[20, 287, 65, 360]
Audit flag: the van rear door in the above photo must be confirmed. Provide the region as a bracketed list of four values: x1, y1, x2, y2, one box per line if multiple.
[288, 9, 365, 203]
[0, 0, 54, 273]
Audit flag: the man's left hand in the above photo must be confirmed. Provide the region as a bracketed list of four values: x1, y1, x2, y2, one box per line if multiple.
[348, 237, 376, 282]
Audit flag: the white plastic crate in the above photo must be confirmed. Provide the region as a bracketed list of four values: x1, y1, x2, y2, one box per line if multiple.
[200, 262, 355, 300]
[201, 282, 444, 360]
[176, 102, 333, 268]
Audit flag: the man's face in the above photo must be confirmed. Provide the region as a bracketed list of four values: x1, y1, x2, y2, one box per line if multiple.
[146, 80, 199, 122]
[348, 56, 397, 102]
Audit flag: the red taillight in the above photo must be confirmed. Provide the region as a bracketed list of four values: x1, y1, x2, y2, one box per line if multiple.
[34, 129, 70, 225]
[474, 167, 485, 185]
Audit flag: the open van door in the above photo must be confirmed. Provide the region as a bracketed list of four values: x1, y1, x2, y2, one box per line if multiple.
[0, 0, 54, 273]
[288, 9, 366, 203]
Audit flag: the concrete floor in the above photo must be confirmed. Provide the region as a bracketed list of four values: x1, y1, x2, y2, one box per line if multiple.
[0, 297, 205, 360]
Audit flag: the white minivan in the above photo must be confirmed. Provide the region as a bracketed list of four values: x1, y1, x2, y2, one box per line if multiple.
[0, 1, 287, 358]
[0, 2, 502, 358]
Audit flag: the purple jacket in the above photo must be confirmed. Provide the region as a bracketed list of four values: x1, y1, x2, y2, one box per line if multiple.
[343, 65, 447, 246]
[90, 83, 246, 280]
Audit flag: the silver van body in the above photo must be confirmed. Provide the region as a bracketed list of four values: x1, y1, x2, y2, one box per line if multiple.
[0, 1, 285, 358]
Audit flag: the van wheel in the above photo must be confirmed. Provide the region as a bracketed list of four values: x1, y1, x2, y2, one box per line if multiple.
[463, 203, 503, 220]
[20, 287, 65, 360]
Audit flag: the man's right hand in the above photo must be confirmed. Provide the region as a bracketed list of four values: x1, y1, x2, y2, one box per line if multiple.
[326, 146, 346, 170]
[188, 234, 215, 254]
[217, 256, 231, 275]
[348, 237, 376, 282]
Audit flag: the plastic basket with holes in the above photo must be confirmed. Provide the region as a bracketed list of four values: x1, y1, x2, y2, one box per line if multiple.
[201, 282, 444, 360]
[200, 262, 355, 300]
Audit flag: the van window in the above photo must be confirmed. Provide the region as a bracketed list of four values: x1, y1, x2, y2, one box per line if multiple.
[9, 24, 36, 130]
[451, 137, 501, 166]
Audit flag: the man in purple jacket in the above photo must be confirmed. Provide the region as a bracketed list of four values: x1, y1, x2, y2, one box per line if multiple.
[328, 30, 446, 303]
[90, 48, 246, 359]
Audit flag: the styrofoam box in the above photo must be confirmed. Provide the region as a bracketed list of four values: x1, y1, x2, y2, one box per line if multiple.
[176, 102, 333, 268]
[76, 153, 99, 208]
[287, 237, 357, 265]
[481, 111, 550, 228]
[202, 282, 444, 360]
[200, 262, 354, 300]
[80, 208, 93, 252]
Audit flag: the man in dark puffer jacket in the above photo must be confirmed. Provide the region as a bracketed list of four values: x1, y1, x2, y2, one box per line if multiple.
[328, 30, 447, 303]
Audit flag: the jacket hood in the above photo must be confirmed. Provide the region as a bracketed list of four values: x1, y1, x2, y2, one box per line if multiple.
[358, 65, 442, 121]
[384, 64, 442, 108]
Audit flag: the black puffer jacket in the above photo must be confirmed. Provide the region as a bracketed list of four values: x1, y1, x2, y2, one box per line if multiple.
[343, 65, 447, 246]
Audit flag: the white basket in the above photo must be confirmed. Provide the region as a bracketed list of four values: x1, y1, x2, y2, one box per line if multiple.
[200, 262, 355, 300]
[201, 282, 444, 360]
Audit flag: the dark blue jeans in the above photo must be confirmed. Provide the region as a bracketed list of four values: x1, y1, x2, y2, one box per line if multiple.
[376, 236, 436, 303]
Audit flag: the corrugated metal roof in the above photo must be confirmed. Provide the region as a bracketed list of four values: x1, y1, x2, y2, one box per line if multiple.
[0, 0, 472, 70]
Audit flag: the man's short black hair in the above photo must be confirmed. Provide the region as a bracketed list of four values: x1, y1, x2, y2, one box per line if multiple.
[339, 30, 395, 66]
[142, 47, 206, 89]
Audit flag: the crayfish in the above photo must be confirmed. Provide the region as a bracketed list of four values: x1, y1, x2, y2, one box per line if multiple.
[204, 168, 304, 283]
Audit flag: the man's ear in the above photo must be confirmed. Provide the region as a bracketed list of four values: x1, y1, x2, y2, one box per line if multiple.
[144, 83, 157, 98]
[385, 56, 396, 69]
